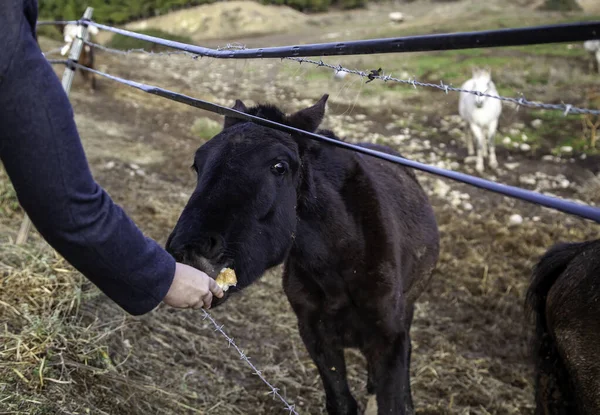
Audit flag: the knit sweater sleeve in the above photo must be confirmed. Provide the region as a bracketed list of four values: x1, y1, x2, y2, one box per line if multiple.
[0, 0, 176, 316]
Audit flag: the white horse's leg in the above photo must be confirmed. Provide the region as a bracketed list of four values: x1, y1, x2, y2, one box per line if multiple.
[481, 124, 489, 158]
[488, 119, 498, 170]
[596, 50, 600, 74]
[466, 125, 475, 156]
[470, 123, 485, 172]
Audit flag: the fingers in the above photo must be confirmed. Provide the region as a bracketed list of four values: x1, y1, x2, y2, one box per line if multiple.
[209, 278, 224, 298]
[192, 291, 213, 310]
[203, 291, 213, 309]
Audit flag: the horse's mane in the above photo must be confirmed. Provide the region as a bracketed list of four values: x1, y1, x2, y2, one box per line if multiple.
[246, 104, 288, 125]
[243, 103, 346, 143]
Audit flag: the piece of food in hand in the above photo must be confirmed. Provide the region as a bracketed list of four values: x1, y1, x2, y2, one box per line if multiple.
[215, 268, 237, 291]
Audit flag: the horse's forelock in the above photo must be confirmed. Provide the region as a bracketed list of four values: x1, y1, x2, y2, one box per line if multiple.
[247, 104, 288, 125]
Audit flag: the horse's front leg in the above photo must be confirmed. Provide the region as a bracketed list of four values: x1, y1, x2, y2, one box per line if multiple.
[469, 123, 486, 173]
[297, 317, 357, 415]
[403, 305, 416, 415]
[366, 308, 415, 415]
[487, 119, 499, 170]
[465, 127, 475, 156]
[366, 333, 409, 415]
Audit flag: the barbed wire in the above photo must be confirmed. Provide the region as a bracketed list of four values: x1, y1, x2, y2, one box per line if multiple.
[284, 57, 600, 115]
[62, 61, 600, 223]
[201, 310, 299, 415]
[80, 19, 600, 58]
[85, 40, 200, 59]
[82, 40, 600, 116]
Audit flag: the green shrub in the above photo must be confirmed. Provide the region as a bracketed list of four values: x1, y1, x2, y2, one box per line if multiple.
[539, 0, 582, 11]
[38, 0, 217, 24]
[38, 0, 388, 22]
[335, 0, 366, 9]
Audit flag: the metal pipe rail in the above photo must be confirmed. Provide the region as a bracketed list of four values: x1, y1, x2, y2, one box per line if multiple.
[38, 19, 600, 58]
[62, 61, 600, 224]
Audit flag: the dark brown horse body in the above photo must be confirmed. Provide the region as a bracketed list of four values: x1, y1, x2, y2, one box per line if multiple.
[166, 95, 440, 414]
[526, 239, 600, 415]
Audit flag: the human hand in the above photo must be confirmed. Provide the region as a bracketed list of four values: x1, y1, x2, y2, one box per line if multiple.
[162, 263, 224, 309]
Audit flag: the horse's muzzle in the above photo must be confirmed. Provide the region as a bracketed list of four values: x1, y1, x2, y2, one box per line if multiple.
[210, 285, 240, 308]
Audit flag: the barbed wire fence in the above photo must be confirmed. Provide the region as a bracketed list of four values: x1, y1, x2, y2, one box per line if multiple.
[44, 59, 600, 223]
[82, 39, 600, 116]
[32, 10, 600, 414]
[201, 310, 298, 415]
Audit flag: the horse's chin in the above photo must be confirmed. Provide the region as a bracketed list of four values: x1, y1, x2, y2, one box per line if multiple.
[210, 285, 241, 308]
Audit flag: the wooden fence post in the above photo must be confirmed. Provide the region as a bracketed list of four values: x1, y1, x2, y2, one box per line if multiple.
[16, 7, 94, 245]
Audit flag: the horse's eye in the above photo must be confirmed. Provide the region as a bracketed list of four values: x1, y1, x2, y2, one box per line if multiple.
[270, 161, 288, 176]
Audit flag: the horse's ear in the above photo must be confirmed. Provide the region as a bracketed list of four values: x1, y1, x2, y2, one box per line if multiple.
[287, 94, 329, 133]
[224, 99, 248, 129]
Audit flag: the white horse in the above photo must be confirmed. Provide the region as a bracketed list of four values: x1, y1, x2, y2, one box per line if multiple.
[60, 23, 99, 56]
[459, 68, 502, 173]
[583, 40, 600, 74]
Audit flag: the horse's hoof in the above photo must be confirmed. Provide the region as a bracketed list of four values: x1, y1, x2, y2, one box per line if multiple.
[476, 163, 484, 173]
[489, 160, 498, 170]
[364, 395, 377, 415]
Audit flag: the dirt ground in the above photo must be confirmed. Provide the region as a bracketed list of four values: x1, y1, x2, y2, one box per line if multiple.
[2, 1, 600, 414]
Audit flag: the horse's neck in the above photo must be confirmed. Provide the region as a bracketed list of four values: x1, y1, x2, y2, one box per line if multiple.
[292, 145, 394, 260]
[294, 145, 359, 242]
[296, 145, 352, 222]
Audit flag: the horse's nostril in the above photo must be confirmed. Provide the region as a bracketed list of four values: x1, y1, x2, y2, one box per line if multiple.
[165, 233, 225, 261]
[205, 234, 224, 259]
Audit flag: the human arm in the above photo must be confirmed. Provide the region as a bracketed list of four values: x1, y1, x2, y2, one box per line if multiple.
[0, 0, 222, 315]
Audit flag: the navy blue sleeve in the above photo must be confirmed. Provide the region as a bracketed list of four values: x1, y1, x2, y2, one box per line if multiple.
[0, 0, 176, 316]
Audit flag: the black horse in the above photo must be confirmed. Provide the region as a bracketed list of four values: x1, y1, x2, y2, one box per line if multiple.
[526, 238, 600, 415]
[166, 95, 440, 415]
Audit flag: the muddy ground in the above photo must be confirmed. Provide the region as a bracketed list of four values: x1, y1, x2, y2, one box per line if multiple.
[2, 1, 600, 414]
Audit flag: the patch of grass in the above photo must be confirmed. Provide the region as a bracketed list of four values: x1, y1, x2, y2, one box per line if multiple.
[524, 70, 549, 86]
[506, 110, 600, 155]
[550, 131, 599, 155]
[0, 240, 108, 413]
[497, 126, 544, 152]
[506, 43, 589, 58]
[190, 117, 222, 142]
[106, 29, 194, 52]
[0, 167, 21, 218]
